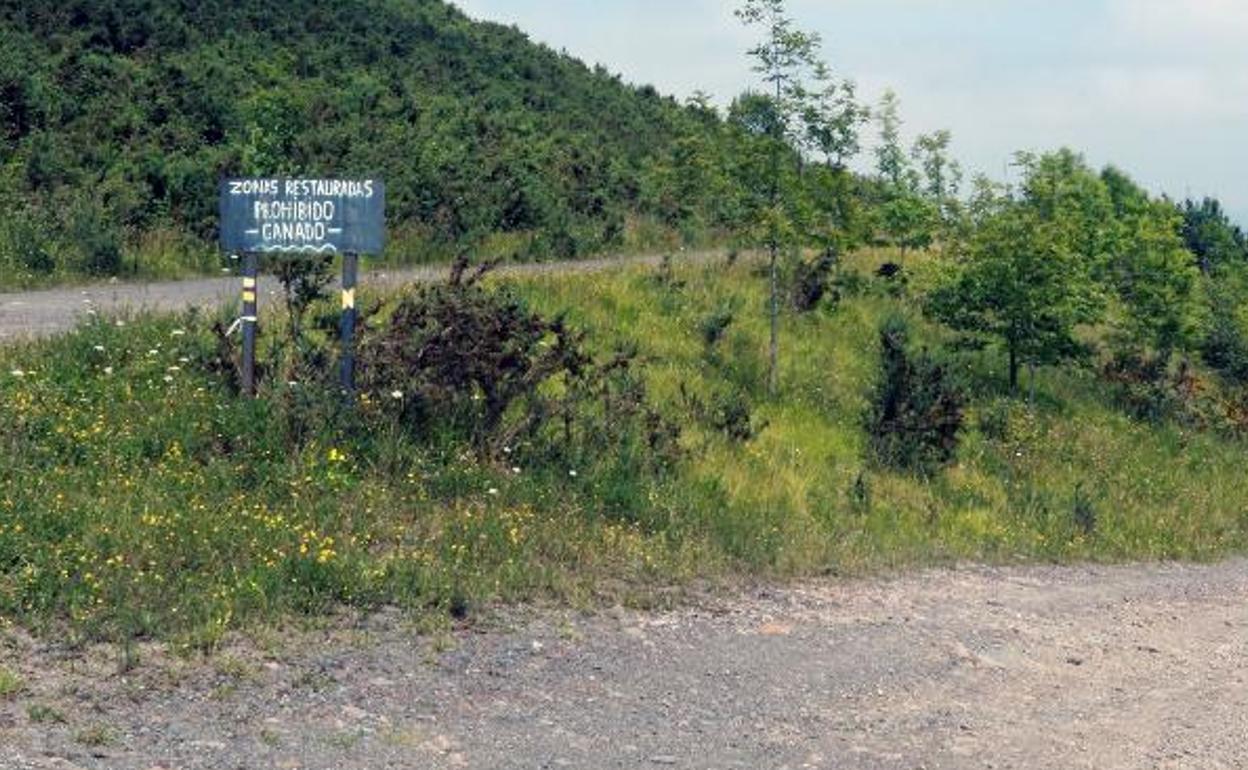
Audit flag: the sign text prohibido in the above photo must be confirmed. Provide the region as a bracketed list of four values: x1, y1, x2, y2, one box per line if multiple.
[220, 178, 385, 256]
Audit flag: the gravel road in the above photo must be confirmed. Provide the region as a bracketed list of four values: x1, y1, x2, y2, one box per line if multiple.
[4, 560, 1246, 769]
[0, 252, 702, 341]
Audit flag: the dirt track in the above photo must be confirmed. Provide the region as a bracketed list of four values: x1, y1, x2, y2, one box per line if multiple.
[0, 252, 701, 341]
[4, 560, 1247, 769]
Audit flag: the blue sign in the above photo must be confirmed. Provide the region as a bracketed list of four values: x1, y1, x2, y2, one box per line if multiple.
[219, 178, 386, 255]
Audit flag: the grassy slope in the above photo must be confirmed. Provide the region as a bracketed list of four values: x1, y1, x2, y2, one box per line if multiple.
[517, 253, 1246, 568]
[1, 255, 1245, 647]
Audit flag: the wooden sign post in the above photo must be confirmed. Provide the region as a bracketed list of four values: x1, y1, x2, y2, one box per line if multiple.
[241, 252, 259, 396]
[339, 251, 359, 394]
[219, 178, 386, 398]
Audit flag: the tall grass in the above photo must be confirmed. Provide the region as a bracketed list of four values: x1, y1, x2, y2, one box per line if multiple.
[0, 216, 729, 290]
[1, 254, 1245, 649]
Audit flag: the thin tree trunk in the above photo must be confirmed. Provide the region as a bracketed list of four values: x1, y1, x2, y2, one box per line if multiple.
[769, 242, 779, 397]
[1008, 346, 1019, 392]
[767, 66, 782, 398]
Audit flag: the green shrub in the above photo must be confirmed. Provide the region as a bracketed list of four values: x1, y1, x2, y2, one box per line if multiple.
[359, 259, 678, 466]
[1072, 482, 1097, 537]
[1101, 353, 1212, 429]
[790, 249, 838, 312]
[67, 198, 125, 277]
[680, 383, 765, 442]
[0, 210, 55, 276]
[865, 315, 965, 475]
[976, 399, 1012, 441]
[1202, 277, 1248, 384]
[698, 307, 735, 350]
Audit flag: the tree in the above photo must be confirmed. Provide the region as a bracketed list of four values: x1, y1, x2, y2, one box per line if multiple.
[1013, 149, 1116, 271]
[911, 130, 962, 240]
[928, 201, 1101, 390]
[736, 0, 822, 397]
[801, 63, 869, 171]
[870, 90, 940, 256]
[800, 64, 870, 252]
[1106, 198, 1204, 362]
[879, 194, 939, 257]
[640, 98, 732, 235]
[1180, 197, 1246, 275]
[1101, 165, 1150, 219]
[873, 89, 908, 191]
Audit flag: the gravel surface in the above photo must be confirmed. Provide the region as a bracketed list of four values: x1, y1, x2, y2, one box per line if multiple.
[0, 252, 708, 341]
[4, 560, 1246, 769]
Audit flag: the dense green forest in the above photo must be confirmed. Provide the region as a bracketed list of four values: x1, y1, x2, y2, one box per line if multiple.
[0, 0, 761, 283]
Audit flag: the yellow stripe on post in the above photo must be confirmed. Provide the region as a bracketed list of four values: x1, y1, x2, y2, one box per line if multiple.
[242, 290, 256, 304]
[342, 288, 356, 310]
[242, 277, 257, 289]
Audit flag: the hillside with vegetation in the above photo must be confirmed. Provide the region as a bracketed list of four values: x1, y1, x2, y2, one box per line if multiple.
[6, 251, 1248, 650]
[0, 0, 763, 285]
[5, 0, 1248, 653]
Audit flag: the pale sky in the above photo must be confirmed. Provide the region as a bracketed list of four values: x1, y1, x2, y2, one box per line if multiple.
[453, 0, 1248, 224]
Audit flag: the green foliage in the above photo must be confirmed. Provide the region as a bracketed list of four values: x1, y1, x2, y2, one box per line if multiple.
[0, 666, 22, 699]
[874, 90, 908, 191]
[1072, 482, 1097, 537]
[698, 306, 736, 349]
[801, 69, 869, 171]
[1181, 197, 1246, 275]
[864, 315, 965, 476]
[911, 130, 961, 205]
[358, 261, 678, 468]
[1101, 353, 1207, 426]
[790, 248, 838, 312]
[681, 382, 765, 443]
[735, 0, 868, 396]
[928, 198, 1099, 390]
[1105, 199, 1204, 360]
[269, 251, 335, 354]
[7, 260, 1248, 644]
[1202, 264, 1248, 383]
[878, 194, 939, 255]
[0, 0, 743, 285]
